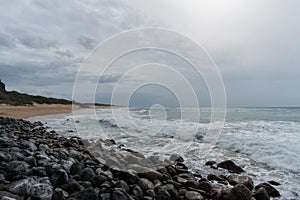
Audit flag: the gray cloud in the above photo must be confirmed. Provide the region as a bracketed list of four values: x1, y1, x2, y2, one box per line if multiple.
[0, 32, 16, 48]
[78, 35, 97, 50]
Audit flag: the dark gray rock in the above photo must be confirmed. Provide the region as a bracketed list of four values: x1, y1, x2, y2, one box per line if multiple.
[160, 184, 179, 199]
[227, 175, 254, 190]
[61, 182, 84, 194]
[80, 167, 95, 181]
[0, 151, 11, 162]
[156, 188, 172, 200]
[112, 189, 132, 200]
[50, 168, 70, 188]
[114, 180, 129, 192]
[217, 160, 244, 173]
[0, 191, 23, 200]
[255, 182, 280, 197]
[70, 188, 98, 200]
[52, 188, 69, 200]
[7, 161, 31, 176]
[118, 170, 139, 184]
[131, 185, 143, 198]
[253, 187, 270, 200]
[70, 162, 84, 175]
[138, 178, 154, 190]
[223, 184, 252, 200]
[8, 177, 53, 200]
[185, 191, 205, 200]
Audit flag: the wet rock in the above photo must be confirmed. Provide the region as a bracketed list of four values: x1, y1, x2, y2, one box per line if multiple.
[217, 160, 244, 173]
[132, 185, 143, 198]
[52, 188, 69, 200]
[99, 193, 111, 200]
[185, 190, 205, 200]
[138, 178, 154, 190]
[268, 180, 281, 186]
[223, 184, 252, 200]
[115, 180, 129, 192]
[156, 188, 172, 200]
[50, 168, 69, 188]
[210, 187, 226, 199]
[253, 187, 270, 200]
[139, 170, 164, 181]
[70, 188, 98, 200]
[198, 181, 213, 193]
[205, 161, 216, 166]
[29, 183, 53, 200]
[93, 175, 107, 187]
[170, 154, 184, 163]
[80, 167, 95, 182]
[0, 191, 23, 200]
[207, 174, 226, 182]
[160, 184, 179, 199]
[9, 176, 53, 200]
[112, 189, 132, 200]
[70, 162, 84, 175]
[255, 182, 280, 197]
[61, 182, 84, 194]
[7, 161, 31, 176]
[117, 170, 139, 184]
[227, 175, 254, 190]
[0, 151, 12, 162]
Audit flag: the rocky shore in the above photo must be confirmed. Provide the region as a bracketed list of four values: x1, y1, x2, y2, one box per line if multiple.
[0, 117, 281, 200]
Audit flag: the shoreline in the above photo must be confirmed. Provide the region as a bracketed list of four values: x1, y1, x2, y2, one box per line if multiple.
[0, 103, 113, 119]
[0, 117, 281, 200]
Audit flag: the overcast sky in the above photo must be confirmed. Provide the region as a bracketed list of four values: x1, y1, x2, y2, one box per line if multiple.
[0, 0, 299, 107]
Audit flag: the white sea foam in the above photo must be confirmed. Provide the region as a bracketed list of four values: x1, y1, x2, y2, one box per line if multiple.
[36, 107, 300, 199]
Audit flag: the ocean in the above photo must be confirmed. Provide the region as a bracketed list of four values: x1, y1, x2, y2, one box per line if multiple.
[30, 107, 300, 199]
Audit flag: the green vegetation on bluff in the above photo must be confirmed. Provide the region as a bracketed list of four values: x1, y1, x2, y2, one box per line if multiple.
[0, 80, 112, 107]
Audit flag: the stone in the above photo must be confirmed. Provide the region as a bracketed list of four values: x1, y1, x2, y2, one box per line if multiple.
[160, 184, 179, 199]
[217, 160, 244, 173]
[111, 189, 131, 200]
[156, 188, 172, 200]
[0, 191, 23, 200]
[198, 181, 213, 193]
[9, 177, 53, 200]
[29, 183, 53, 200]
[268, 180, 281, 186]
[227, 175, 254, 190]
[255, 183, 280, 197]
[70, 188, 98, 200]
[50, 168, 69, 187]
[207, 174, 226, 182]
[253, 187, 270, 200]
[138, 178, 154, 190]
[185, 191, 205, 200]
[114, 180, 129, 192]
[205, 161, 216, 166]
[70, 162, 84, 175]
[170, 154, 184, 163]
[0, 151, 12, 162]
[223, 184, 252, 200]
[7, 161, 31, 176]
[80, 167, 96, 181]
[139, 170, 164, 181]
[118, 170, 139, 184]
[132, 185, 143, 198]
[52, 188, 69, 200]
[61, 182, 84, 194]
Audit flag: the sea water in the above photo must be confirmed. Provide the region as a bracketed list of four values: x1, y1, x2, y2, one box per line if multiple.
[31, 107, 300, 199]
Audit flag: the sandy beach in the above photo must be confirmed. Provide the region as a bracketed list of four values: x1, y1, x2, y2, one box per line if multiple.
[0, 103, 113, 119]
